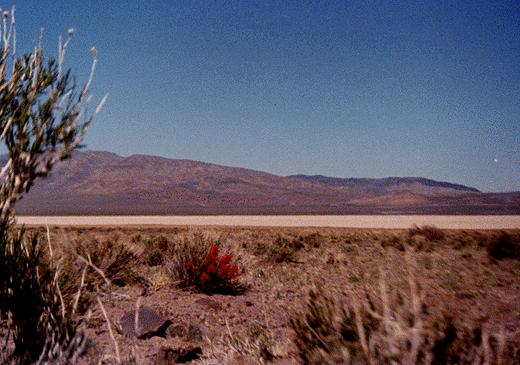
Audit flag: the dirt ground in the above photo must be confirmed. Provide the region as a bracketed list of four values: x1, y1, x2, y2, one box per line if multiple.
[23, 225, 520, 364]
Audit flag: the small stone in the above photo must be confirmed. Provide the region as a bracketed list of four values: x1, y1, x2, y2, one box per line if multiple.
[120, 307, 171, 339]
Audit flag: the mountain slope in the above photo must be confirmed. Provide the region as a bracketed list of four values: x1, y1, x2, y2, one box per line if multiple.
[9, 151, 520, 215]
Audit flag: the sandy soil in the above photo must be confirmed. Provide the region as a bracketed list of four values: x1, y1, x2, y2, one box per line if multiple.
[16, 215, 520, 229]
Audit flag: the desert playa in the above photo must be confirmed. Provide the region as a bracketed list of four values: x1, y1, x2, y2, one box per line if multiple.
[17, 214, 520, 229]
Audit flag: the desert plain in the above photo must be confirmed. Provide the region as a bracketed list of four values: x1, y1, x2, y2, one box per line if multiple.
[12, 219, 520, 364]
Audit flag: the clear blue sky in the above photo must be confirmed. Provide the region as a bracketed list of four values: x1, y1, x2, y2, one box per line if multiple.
[7, 1, 520, 192]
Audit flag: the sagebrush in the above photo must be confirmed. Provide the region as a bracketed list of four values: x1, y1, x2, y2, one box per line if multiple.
[0, 6, 103, 363]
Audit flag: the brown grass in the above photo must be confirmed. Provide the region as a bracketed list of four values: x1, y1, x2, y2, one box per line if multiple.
[18, 225, 520, 364]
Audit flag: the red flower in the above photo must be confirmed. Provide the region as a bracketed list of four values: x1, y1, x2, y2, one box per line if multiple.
[186, 244, 240, 291]
[229, 265, 239, 277]
[218, 255, 232, 266]
[218, 264, 229, 276]
[205, 244, 220, 263]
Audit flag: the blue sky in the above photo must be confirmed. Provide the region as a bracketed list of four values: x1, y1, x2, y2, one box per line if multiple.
[7, 1, 520, 191]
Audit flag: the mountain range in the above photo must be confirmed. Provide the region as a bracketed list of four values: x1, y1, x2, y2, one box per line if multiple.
[8, 150, 520, 215]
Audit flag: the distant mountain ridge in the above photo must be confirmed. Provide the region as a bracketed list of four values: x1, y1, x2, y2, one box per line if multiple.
[6, 150, 519, 215]
[289, 175, 480, 193]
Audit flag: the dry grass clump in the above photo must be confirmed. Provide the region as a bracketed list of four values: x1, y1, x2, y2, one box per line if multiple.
[141, 234, 171, 266]
[72, 238, 141, 288]
[267, 236, 305, 263]
[290, 265, 516, 365]
[167, 232, 213, 289]
[215, 322, 275, 364]
[0, 223, 88, 364]
[300, 233, 324, 248]
[380, 234, 405, 251]
[485, 232, 520, 261]
[408, 225, 446, 242]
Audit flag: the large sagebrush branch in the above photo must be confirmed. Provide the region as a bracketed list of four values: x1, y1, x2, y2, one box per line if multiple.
[0, 6, 106, 222]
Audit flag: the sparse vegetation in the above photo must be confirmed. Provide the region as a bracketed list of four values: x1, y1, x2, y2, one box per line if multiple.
[381, 234, 405, 251]
[408, 225, 446, 242]
[12, 225, 519, 364]
[221, 322, 275, 363]
[301, 233, 324, 248]
[267, 235, 304, 263]
[291, 274, 516, 365]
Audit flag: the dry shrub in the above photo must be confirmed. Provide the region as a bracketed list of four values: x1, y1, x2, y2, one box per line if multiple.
[219, 322, 275, 363]
[267, 236, 304, 263]
[408, 225, 446, 242]
[290, 267, 516, 365]
[167, 233, 241, 294]
[381, 234, 405, 251]
[486, 232, 520, 261]
[290, 287, 361, 364]
[72, 238, 141, 288]
[301, 233, 324, 248]
[167, 233, 212, 288]
[141, 235, 171, 266]
[0, 224, 87, 364]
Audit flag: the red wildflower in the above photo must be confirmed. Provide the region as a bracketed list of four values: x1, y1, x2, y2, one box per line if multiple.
[218, 264, 229, 276]
[229, 265, 239, 277]
[200, 272, 210, 281]
[207, 264, 217, 273]
[186, 259, 194, 269]
[205, 244, 219, 263]
[218, 255, 232, 266]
